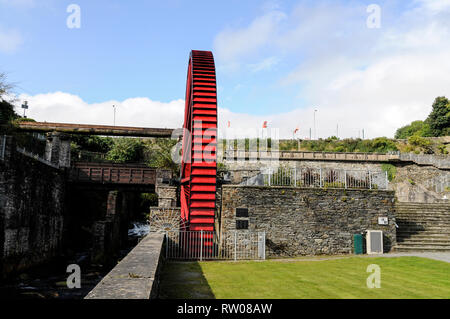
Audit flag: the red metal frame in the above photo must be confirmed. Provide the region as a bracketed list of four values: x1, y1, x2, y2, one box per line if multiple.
[180, 50, 217, 233]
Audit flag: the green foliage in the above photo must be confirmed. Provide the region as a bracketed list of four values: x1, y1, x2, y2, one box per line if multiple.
[0, 100, 18, 126]
[426, 96, 450, 137]
[13, 117, 36, 123]
[71, 135, 114, 153]
[438, 144, 449, 155]
[395, 120, 432, 139]
[145, 138, 179, 175]
[406, 135, 433, 154]
[395, 96, 450, 139]
[106, 138, 145, 163]
[381, 164, 397, 182]
[299, 137, 398, 153]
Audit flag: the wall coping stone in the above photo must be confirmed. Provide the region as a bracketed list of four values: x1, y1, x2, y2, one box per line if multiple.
[85, 233, 164, 299]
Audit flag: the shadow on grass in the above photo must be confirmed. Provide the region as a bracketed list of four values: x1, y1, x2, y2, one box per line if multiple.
[158, 261, 215, 299]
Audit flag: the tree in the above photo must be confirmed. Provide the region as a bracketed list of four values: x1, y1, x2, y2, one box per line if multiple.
[395, 120, 429, 139]
[0, 73, 18, 125]
[425, 96, 450, 136]
[106, 138, 146, 163]
[0, 72, 13, 100]
[145, 138, 179, 176]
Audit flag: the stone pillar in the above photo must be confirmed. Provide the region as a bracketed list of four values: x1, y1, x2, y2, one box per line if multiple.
[156, 185, 177, 208]
[92, 191, 123, 265]
[45, 132, 71, 167]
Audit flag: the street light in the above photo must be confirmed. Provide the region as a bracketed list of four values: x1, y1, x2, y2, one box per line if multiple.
[21, 101, 28, 118]
[113, 105, 116, 126]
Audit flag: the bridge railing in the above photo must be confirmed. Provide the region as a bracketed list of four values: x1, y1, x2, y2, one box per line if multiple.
[242, 167, 389, 190]
[69, 162, 158, 184]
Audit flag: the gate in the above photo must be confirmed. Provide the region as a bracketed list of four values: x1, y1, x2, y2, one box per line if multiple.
[164, 231, 266, 261]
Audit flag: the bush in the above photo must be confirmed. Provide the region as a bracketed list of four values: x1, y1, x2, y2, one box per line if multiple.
[381, 164, 397, 182]
[407, 135, 433, 154]
[106, 138, 145, 163]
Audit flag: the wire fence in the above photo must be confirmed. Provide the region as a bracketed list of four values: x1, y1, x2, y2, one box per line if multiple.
[164, 230, 266, 261]
[254, 167, 388, 190]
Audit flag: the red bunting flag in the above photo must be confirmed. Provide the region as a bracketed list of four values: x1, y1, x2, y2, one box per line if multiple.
[262, 121, 267, 128]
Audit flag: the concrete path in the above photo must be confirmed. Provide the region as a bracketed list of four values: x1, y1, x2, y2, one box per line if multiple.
[367, 252, 450, 263]
[267, 252, 450, 264]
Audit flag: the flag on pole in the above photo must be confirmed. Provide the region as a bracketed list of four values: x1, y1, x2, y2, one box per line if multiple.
[294, 126, 299, 134]
[262, 121, 267, 128]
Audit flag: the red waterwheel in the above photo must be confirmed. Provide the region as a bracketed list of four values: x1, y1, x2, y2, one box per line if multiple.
[180, 50, 217, 236]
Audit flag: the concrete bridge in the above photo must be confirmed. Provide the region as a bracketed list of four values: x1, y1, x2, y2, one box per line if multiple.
[16, 121, 175, 138]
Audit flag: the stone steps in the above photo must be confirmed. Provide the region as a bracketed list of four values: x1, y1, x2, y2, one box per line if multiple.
[394, 245, 450, 252]
[397, 238, 450, 246]
[394, 202, 450, 252]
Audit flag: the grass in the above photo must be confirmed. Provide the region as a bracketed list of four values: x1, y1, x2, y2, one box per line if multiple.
[158, 256, 450, 299]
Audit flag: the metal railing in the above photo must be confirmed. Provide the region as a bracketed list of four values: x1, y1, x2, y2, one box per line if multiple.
[164, 230, 266, 261]
[399, 152, 450, 169]
[260, 167, 388, 190]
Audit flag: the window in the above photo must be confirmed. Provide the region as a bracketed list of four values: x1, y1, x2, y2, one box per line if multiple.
[236, 208, 248, 217]
[236, 219, 248, 230]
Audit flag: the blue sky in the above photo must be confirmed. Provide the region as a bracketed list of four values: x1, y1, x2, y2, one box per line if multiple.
[1, 0, 450, 138]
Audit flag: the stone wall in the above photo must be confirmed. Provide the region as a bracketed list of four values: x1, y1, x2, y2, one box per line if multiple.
[391, 164, 450, 203]
[220, 185, 396, 257]
[221, 159, 450, 203]
[0, 136, 66, 278]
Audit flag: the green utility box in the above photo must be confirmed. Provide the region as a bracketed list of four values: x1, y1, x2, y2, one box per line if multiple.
[353, 234, 363, 254]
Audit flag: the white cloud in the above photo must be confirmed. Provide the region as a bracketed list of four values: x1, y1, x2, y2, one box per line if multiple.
[415, 0, 450, 14]
[0, 27, 23, 53]
[14, 92, 185, 129]
[247, 56, 280, 73]
[212, 1, 450, 138]
[213, 10, 286, 64]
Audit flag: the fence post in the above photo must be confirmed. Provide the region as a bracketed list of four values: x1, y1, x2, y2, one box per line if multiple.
[344, 170, 347, 189]
[262, 232, 266, 260]
[234, 231, 237, 261]
[294, 167, 297, 187]
[369, 171, 372, 189]
[268, 168, 271, 186]
[165, 231, 168, 259]
[319, 168, 322, 187]
[200, 230, 203, 261]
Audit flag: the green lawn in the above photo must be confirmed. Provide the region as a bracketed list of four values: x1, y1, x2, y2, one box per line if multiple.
[158, 256, 450, 299]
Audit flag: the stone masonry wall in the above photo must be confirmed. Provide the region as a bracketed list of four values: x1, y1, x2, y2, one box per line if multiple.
[221, 185, 396, 257]
[222, 159, 450, 203]
[0, 136, 66, 278]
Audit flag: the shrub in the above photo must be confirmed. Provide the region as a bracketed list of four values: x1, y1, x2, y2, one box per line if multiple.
[381, 164, 397, 182]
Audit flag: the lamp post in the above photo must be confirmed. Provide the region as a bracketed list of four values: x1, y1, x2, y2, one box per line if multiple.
[113, 105, 116, 126]
[21, 101, 28, 118]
